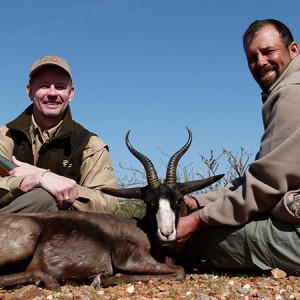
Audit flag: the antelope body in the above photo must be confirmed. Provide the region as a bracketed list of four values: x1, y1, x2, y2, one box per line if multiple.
[0, 128, 222, 290]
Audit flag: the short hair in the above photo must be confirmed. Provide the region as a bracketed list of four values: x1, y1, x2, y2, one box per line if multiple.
[243, 19, 294, 49]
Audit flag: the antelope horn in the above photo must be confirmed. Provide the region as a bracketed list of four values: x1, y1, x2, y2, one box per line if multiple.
[126, 131, 160, 189]
[177, 174, 224, 195]
[165, 127, 192, 186]
[101, 186, 145, 199]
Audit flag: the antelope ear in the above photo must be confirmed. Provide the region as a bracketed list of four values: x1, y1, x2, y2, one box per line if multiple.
[101, 187, 146, 199]
[178, 174, 224, 195]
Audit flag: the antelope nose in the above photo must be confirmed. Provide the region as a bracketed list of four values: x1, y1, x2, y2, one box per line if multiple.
[158, 227, 177, 242]
[161, 228, 174, 238]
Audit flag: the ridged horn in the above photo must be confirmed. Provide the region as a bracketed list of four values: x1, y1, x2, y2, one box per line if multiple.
[165, 127, 192, 186]
[126, 130, 160, 189]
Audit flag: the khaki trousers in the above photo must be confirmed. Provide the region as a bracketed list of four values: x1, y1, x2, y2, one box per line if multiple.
[0, 188, 58, 213]
[184, 214, 300, 274]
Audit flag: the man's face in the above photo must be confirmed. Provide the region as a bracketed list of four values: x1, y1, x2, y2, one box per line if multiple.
[27, 66, 74, 126]
[245, 25, 298, 92]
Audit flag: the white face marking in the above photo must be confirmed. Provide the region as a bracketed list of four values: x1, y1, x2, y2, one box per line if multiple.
[156, 198, 177, 242]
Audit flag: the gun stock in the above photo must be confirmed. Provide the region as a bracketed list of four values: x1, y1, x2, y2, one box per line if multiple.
[0, 155, 16, 177]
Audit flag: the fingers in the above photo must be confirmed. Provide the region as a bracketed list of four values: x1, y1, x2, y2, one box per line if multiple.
[57, 198, 72, 210]
[57, 188, 78, 210]
[57, 195, 71, 210]
[36, 171, 78, 210]
[11, 156, 22, 166]
[60, 188, 77, 203]
[183, 195, 198, 210]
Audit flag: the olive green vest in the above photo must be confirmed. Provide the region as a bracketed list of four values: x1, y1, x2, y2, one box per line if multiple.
[6, 105, 94, 183]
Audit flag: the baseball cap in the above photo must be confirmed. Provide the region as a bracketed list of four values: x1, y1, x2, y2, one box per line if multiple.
[29, 55, 72, 81]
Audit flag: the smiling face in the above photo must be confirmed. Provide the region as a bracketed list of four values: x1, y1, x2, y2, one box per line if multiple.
[244, 25, 299, 92]
[26, 66, 74, 130]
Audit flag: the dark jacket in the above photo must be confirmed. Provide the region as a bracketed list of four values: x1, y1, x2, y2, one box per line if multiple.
[6, 104, 94, 183]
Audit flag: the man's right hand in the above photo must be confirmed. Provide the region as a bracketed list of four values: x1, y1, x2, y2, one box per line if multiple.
[183, 195, 199, 211]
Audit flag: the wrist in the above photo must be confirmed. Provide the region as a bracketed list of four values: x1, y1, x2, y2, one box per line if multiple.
[193, 212, 208, 231]
[38, 170, 50, 188]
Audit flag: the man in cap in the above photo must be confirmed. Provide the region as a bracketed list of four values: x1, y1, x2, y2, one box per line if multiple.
[0, 55, 119, 213]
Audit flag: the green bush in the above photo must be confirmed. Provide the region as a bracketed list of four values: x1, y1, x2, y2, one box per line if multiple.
[116, 199, 146, 218]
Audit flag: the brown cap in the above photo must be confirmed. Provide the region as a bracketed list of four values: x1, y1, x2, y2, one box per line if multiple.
[29, 55, 72, 81]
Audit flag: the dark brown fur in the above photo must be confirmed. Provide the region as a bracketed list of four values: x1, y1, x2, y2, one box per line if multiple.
[0, 129, 223, 290]
[0, 211, 185, 290]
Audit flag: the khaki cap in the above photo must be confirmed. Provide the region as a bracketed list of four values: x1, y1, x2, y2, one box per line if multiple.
[29, 55, 72, 81]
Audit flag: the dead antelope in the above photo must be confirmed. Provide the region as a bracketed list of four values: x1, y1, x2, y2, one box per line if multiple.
[0, 128, 222, 290]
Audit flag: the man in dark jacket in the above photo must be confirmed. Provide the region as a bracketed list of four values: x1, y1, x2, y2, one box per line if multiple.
[0, 55, 118, 213]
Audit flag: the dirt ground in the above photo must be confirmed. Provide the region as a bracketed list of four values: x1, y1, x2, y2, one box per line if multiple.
[1, 269, 299, 300]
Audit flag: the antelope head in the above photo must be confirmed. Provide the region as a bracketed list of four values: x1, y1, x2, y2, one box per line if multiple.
[102, 128, 223, 244]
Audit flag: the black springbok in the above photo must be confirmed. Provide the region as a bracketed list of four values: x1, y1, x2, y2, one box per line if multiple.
[0, 128, 222, 290]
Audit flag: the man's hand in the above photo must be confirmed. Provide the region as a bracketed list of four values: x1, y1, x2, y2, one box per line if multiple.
[167, 213, 207, 252]
[10, 156, 44, 176]
[183, 195, 199, 211]
[175, 214, 203, 249]
[10, 156, 78, 209]
[166, 195, 208, 252]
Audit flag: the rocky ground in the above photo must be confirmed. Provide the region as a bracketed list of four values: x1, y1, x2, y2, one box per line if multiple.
[0, 269, 299, 300]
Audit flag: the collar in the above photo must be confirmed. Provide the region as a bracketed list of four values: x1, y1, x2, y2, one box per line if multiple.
[30, 115, 63, 144]
[7, 104, 74, 139]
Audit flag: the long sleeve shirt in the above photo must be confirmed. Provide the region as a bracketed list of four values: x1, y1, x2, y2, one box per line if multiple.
[194, 54, 300, 233]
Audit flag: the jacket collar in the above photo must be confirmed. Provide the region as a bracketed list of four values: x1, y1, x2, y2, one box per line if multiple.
[6, 104, 74, 139]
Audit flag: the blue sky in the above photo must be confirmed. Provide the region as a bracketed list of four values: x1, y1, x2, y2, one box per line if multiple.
[0, 1, 299, 181]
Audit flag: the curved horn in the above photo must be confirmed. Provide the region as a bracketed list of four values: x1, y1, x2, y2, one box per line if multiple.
[126, 131, 160, 189]
[165, 127, 192, 186]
